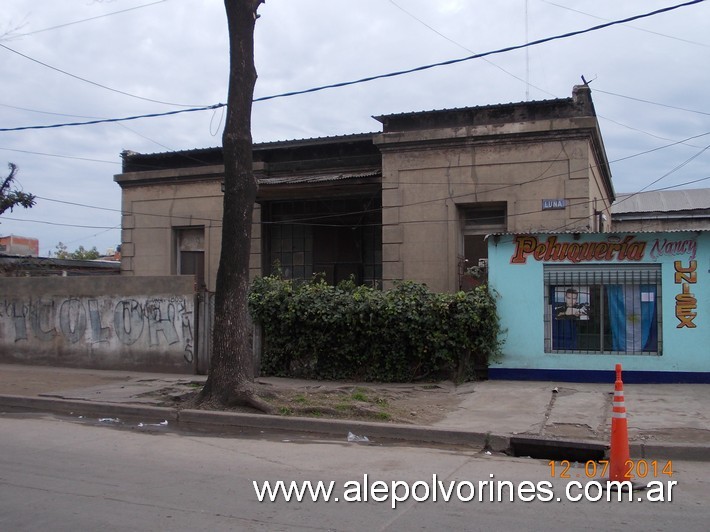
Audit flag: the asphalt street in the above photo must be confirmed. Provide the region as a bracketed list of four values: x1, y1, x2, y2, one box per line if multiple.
[2, 414, 709, 532]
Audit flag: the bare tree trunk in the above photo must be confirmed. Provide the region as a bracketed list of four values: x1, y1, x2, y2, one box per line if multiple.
[200, 0, 265, 407]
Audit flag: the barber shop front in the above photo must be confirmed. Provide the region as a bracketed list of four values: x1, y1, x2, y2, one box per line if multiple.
[487, 231, 708, 383]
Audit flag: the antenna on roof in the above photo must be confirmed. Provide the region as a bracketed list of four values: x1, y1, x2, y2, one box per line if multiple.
[525, 0, 530, 101]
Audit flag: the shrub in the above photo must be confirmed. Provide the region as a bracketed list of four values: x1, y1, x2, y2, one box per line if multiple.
[248, 275, 501, 382]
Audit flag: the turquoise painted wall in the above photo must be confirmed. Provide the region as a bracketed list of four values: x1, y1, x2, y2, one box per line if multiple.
[488, 231, 708, 376]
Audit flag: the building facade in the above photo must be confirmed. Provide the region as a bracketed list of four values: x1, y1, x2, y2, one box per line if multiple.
[115, 85, 614, 292]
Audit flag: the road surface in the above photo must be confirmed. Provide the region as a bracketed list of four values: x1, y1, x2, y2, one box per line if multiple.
[1, 413, 707, 531]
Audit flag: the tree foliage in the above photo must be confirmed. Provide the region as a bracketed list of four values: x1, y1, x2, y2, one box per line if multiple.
[1, 163, 35, 218]
[249, 275, 502, 382]
[52, 242, 101, 260]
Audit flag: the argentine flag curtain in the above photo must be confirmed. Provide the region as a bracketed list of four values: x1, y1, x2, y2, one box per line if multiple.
[607, 284, 657, 353]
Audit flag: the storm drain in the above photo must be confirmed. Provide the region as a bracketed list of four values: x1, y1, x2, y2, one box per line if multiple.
[509, 436, 608, 462]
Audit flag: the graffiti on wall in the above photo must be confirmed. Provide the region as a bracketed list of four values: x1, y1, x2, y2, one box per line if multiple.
[0, 296, 195, 364]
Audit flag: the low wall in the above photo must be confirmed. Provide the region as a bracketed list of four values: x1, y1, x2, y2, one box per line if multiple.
[0, 276, 197, 373]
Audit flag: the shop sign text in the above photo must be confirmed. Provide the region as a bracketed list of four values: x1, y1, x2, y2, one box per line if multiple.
[674, 260, 697, 329]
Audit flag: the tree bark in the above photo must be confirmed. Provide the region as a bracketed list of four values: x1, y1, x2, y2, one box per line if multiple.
[200, 0, 264, 406]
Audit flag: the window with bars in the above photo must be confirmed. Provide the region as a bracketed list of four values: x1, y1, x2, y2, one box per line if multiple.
[264, 198, 381, 287]
[544, 264, 662, 355]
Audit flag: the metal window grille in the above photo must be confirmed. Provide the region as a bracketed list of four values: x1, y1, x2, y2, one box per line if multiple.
[543, 264, 662, 355]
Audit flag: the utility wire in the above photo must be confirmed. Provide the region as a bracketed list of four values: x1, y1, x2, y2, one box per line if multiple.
[0, 146, 118, 164]
[387, 0, 556, 99]
[8, 0, 168, 38]
[9, 171, 708, 233]
[252, 0, 706, 102]
[0, 42, 205, 108]
[593, 88, 710, 116]
[26, 133, 710, 228]
[541, 0, 710, 48]
[2, 0, 705, 132]
[0, 103, 225, 132]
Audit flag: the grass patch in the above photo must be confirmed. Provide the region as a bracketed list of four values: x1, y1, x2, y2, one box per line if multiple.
[293, 393, 309, 404]
[351, 388, 369, 402]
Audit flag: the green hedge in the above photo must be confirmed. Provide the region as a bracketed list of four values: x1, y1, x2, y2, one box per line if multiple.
[248, 276, 502, 382]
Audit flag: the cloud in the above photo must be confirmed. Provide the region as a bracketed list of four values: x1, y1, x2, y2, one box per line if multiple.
[1, 0, 708, 255]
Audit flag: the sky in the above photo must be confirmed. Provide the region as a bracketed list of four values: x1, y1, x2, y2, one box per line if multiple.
[1, 0, 709, 257]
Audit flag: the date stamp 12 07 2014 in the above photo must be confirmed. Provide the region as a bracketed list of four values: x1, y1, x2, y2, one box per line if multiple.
[548, 460, 674, 480]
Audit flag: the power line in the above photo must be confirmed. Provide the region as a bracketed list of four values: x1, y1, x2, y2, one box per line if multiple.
[0, 42, 205, 109]
[386, 0, 556, 99]
[0, 146, 118, 165]
[9, 0, 168, 38]
[593, 88, 710, 116]
[0, 216, 119, 230]
[0, 101, 184, 154]
[2, 0, 705, 133]
[0, 102, 104, 119]
[541, 0, 710, 48]
[8, 170, 709, 234]
[252, 0, 706, 102]
[0, 103, 225, 132]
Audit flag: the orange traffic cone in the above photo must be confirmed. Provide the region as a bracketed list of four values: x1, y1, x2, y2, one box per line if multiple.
[609, 363, 631, 482]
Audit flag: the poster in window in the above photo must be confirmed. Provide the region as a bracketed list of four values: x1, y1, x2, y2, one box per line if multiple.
[553, 286, 590, 321]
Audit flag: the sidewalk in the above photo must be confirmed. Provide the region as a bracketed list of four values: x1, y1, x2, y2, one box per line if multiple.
[1, 363, 708, 461]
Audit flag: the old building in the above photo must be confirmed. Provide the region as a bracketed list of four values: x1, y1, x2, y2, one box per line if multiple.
[115, 85, 614, 293]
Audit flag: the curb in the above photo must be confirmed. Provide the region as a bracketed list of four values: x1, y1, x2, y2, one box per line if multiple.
[0, 394, 505, 451]
[2, 394, 709, 461]
[177, 408, 509, 451]
[0, 394, 177, 422]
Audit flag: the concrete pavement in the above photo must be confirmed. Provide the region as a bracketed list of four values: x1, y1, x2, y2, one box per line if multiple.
[0, 363, 708, 461]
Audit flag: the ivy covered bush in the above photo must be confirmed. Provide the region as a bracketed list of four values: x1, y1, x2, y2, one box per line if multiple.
[248, 275, 501, 382]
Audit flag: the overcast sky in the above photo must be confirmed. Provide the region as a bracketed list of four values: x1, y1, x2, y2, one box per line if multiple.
[2, 0, 709, 256]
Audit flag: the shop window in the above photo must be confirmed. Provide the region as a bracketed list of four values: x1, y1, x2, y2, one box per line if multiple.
[544, 264, 661, 355]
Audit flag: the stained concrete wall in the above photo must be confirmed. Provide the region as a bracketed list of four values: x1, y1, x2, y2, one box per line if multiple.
[0, 276, 197, 373]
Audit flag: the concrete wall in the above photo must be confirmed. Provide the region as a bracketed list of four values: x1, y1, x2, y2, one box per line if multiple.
[0, 276, 197, 373]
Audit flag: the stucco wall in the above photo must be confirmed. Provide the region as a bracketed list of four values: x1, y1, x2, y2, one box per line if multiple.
[488, 231, 708, 381]
[0, 276, 197, 373]
[377, 129, 609, 292]
[118, 173, 263, 291]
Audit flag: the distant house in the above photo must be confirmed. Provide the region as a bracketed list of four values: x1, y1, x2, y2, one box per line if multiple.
[611, 188, 710, 232]
[115, 85, 614, 292]
[0, 235, 39, 257]
[0, 254, 120, 277]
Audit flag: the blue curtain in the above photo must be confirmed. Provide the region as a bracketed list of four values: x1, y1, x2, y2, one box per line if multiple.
[607, 285, 625, 351]
[607, 284, 657, 353]
[640, 284, 657, 351]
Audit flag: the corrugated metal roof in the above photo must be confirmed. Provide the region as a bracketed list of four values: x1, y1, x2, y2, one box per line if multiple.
[373, 96, 570, 121]
[123, 133, 379, 160]
[611, 188, 710, 214]
[259, 169, 381, 185]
